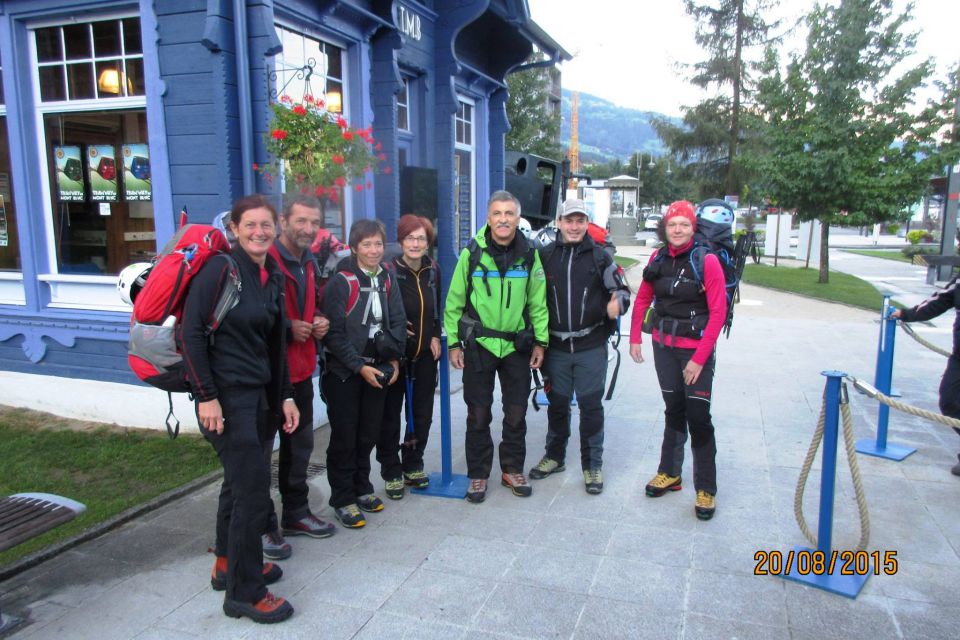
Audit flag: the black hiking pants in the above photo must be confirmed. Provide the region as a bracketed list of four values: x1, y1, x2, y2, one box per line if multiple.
[200, 386, 271, 604]
[264, 377, 315, 532]
[463, 347, 531, 478]
[379, 354, 439, 479]
[653, 345, 718, 496]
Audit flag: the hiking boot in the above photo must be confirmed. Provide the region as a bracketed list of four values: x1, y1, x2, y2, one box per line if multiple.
[385, 478, 405, 500]
[583, 469, 604, 495]
[952, 454, 960, 477]
[261, 530, 292, 560]
[282, 513, 335, 539]
[645, 473, 682, 498]
[356, 494, 385, 513]
[403, 469, 430, 489]
[223, 591, 293, 624]
[695, 490, 716, 520]
[529, 457, 565, 479]
[466, 478, 487, 503]
[334, 504, 366, 529]
[501, 472, 532, 497]
[211, 556, 282, 591]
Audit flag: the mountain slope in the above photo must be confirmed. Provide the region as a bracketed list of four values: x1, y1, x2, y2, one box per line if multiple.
[560, 88, 679, 162]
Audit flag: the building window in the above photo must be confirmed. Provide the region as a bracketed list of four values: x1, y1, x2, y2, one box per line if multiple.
[455, 96, 475, 250]
[397, 78, 409, 132]
[35, 19, 144, 102]
[33, 18, 154, 279]
[274, 25, 347, 239]
[0, 53, 20, 274]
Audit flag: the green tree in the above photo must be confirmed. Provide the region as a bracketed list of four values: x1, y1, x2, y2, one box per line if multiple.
[505, 62, 563, 159]
[752, 0, 959, 283]
[655, 0, 780, 198]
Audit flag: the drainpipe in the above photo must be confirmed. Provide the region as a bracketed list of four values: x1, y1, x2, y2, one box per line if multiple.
[233, 0, 255, 195]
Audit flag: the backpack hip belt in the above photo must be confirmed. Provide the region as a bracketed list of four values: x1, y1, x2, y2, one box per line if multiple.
[549, 321, 604, 341]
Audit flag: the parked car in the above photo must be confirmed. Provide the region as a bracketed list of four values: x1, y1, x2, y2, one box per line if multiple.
[643, 213, 662, 231]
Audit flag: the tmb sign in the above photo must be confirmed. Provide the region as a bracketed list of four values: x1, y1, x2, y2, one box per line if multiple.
[398, 5, 422, 41]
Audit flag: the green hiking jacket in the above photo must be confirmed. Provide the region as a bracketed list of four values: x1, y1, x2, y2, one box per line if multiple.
[444, 225, 549, 359]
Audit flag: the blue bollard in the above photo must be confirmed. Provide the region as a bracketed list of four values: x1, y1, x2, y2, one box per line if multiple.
[781, 370, 871, 598]
[855, 296, 916, 461]
[411, 336, 470, 498]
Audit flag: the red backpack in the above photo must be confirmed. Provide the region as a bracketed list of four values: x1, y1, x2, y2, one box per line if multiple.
[127, 219, 240, 436]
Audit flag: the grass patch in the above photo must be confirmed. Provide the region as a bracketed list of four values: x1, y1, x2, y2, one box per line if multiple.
[842, 249, 912, 263]
[742, 263, 891, 311]
[615, 255, 639, 269]
[0, 406, 219, 567]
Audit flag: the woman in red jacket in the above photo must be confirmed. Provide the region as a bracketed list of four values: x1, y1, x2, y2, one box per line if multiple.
[628, 201, 727, 520]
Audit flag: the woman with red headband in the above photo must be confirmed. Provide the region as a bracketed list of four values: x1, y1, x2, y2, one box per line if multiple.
[628, 200, 727, 520]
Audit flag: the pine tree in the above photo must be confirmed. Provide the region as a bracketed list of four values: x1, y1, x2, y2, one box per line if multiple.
[655, 0, 780, 198]
[752, 0, 960, 283]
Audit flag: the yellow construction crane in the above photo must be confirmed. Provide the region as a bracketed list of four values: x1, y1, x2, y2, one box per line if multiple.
[567, 91, 580, 190]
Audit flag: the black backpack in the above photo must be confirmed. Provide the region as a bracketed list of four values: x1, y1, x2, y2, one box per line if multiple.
[688, 202, 759, 337]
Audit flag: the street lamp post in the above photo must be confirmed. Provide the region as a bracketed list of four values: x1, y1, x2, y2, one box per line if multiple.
[636, 153, 655, 215]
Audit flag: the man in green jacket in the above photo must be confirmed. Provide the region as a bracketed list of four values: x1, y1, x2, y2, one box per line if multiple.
[445, 190, 549, 503]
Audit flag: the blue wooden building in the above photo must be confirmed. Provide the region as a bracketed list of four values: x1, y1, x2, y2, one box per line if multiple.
[0, 0, 566, 427]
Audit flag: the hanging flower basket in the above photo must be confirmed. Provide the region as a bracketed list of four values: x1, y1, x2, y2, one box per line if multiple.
[259, 95, 385, 198]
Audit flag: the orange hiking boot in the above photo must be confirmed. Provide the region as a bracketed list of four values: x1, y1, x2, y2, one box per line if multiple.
[210, 556, 282, 591]
[222, 591, 293, 623]
[645, 473, 682, 497]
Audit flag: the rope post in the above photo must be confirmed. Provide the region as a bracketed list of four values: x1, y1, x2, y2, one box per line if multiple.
[412, 336, 470, 498]
[855, 296, 916, 461]
[782, 370, 871, 598]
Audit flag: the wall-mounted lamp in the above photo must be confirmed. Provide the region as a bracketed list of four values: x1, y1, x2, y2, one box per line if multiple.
[325, 89, 342, 114]
[98, 68, 132, 95]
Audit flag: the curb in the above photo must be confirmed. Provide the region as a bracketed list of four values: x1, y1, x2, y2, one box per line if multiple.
[0, 469, 223, 583]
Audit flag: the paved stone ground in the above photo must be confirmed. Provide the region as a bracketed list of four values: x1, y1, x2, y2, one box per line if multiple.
[2, 247, 958, 639]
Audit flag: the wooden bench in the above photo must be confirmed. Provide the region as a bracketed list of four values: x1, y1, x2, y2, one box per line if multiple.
[0, 493, 86, 634]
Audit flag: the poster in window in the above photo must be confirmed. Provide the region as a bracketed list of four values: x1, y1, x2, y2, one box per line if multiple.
[87, 145, 119, 202]
[0, 195, 7, 248]
[121, 143, 152, 201]
[54, 146, 85, 202]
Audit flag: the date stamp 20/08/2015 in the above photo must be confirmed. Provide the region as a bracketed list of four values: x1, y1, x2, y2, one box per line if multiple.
[754, 550, 898, 576]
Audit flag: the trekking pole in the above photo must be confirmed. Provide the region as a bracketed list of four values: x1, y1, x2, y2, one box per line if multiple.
[854, 295, 916, 461]
[417, 336, 470, 498]
[781, 371, 871, 598]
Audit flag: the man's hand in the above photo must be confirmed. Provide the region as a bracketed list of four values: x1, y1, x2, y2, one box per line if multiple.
[683, 360, 703, 386]
[629, 343, 644, 364]
[430, 337, 442, 361]
[360, 365, 384, 389]
[291, 319, 313, 343]
[606, 293, 621, 320]
[449, 347, 465, 370]
[388, 360, 401, 385]
[529, 345, 545, 369]
[406, 320, 415, 337]
[312, 315, 329, 339]
[282, 398, 300, 434]
[198, 399, 225, 434]
[890, 309, 903, 319]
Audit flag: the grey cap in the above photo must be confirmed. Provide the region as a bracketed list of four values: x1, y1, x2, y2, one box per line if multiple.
[558, 198, 588, 219]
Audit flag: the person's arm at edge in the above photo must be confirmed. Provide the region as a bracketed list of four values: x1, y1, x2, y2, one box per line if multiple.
[527, 250, 550, 347]
[443, 249, 470, 349]
[322, 273, 366, 374]
[629, 250, 658, 345]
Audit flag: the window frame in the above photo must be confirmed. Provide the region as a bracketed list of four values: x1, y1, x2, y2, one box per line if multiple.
[28, 13, 150, 310]
[454, 94, 476, 246]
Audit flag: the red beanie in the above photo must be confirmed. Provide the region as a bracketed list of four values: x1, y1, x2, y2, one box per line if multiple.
[664, 201, 696, 229]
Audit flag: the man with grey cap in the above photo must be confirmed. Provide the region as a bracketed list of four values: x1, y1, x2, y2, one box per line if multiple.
[528, 198, 630, 494]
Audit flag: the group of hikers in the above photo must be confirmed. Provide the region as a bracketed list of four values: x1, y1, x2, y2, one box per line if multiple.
[165, 190, 733, 623]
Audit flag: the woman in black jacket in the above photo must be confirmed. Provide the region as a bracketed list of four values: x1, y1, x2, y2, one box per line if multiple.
[322, 219, 406, 528]
[179, 194, 298, 624]
[378, 214, 442, 499]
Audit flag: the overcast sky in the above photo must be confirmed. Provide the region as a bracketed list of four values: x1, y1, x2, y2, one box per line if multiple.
[527, 0, 960, 117]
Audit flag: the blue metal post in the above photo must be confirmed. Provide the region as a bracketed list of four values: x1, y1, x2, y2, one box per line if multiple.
[782, 370, 870, 598]
[413, 337, 470, 498]
[855, 296, 916, 461]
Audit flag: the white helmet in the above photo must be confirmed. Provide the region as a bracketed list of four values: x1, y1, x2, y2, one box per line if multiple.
[117, 262, 152, 306]
[212, 210, 237, 246]
[697, 198, 735, 226]
[517, 217, 533, 238]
